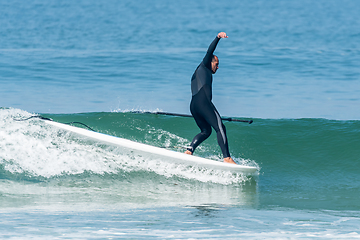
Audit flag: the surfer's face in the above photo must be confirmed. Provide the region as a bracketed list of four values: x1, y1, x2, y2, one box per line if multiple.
[211, 56, 219, 74]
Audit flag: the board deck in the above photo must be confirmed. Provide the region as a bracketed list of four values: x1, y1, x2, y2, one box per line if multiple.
[44, 120, 258, 174]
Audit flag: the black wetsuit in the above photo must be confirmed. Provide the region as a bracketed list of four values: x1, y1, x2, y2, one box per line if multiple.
[188, 36, 231, 158]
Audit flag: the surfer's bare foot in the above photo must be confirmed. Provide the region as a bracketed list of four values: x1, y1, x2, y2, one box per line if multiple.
[224, 157, 237, 164]
[184, 150, 193, 155]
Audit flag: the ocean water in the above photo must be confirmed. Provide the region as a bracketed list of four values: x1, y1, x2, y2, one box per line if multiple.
[1, 0, 360, 239]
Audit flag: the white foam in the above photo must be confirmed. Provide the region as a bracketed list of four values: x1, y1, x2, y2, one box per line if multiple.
[1, 108, 258, 184]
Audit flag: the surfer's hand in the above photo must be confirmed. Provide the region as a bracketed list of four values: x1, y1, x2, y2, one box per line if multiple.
[217, 32, 228, 39]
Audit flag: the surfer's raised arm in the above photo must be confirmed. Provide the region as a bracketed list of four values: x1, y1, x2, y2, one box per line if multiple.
[203, 32, 228, 70]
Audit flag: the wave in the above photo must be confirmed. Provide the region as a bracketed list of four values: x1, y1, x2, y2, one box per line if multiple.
[0, 108, 256, 185]
[1, 108, 359, 186]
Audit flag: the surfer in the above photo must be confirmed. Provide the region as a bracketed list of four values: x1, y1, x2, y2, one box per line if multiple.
[185, 32, 237, 164]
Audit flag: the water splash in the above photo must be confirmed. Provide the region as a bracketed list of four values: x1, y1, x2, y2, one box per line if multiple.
[1, 108, 257, 184]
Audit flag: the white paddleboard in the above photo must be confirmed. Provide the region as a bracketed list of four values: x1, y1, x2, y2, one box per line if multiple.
[44, 120, 258, 174]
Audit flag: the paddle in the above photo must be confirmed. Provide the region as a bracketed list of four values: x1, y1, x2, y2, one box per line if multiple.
[132, 111, 253, 124]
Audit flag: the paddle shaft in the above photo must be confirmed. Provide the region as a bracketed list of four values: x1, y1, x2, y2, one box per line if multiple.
[134, 111, 253, 124]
